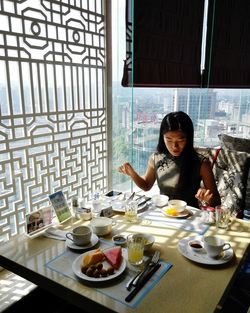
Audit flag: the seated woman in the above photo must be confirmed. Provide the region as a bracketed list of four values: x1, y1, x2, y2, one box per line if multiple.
[118, 111, 221, 208]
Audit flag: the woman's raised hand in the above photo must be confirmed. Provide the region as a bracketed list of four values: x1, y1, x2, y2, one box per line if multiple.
[195, 188, 213, 205]
[118, 162, 134, 176]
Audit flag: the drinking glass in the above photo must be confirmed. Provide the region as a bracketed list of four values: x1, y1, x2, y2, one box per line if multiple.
[215, 205, 231, 229]
[127, 234, 144, 265]
[125, 200, 138, 222]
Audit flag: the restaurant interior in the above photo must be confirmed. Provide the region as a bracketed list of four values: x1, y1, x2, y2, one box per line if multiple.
[0, 1, 250, 313]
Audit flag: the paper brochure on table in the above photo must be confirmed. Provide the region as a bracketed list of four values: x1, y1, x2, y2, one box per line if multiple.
[45, 240, 172, 309]
[49, 191, 72, 223]
[26, 207, 53, 238]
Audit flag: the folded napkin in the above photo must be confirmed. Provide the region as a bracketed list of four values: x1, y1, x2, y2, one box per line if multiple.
[43, 227, 67, 240]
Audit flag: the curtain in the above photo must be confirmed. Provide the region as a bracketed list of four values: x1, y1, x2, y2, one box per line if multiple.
[122, 0, 250, 88]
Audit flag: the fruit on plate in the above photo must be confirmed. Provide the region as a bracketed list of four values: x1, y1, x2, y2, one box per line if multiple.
[81, 248, 104, 267]
[165, 207, 178, 216]
[103, 246, 122, 269]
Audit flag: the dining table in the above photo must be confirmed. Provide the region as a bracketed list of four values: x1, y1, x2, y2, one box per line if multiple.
[0, 195, 249, 313]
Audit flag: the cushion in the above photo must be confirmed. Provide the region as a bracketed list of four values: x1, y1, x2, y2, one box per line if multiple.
[218, 134, 250, 153]
[218, 134, 250, 211]
[213, 148, 250, 213]
[195, 147, 221, 168]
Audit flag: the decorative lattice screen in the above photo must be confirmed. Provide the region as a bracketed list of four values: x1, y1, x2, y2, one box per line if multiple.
[0, 0, 107, 241]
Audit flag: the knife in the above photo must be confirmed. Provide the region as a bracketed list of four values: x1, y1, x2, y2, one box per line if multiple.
[126, 255, 153, 291]
[125, 262, 161, 302]
[134, 250, 160, 286]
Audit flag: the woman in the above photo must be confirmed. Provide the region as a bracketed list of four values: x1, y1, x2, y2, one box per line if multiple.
[118, 111, 221, 208]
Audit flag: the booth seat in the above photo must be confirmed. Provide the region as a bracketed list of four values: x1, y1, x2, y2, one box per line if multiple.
[196, 134, 250, 218]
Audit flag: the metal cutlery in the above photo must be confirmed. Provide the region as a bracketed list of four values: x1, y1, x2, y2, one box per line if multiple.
[125, 262, 161, 302]
[126, 250, 160, 291]
[135, 250, 160, 286]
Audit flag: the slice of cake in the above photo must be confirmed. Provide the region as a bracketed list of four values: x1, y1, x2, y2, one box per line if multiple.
[103, 246, 122, 269]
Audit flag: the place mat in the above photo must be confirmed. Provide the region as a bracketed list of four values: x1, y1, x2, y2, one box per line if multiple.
[139, 207, 209, 235]
[45, 240, 172, 309]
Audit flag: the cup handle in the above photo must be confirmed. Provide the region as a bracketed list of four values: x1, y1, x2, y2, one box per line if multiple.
[112, 220, 116, 226]
[223, 243, 231, 251]
[66, 233, 74, 242]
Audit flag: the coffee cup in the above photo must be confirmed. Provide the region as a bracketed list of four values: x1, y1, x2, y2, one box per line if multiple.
[66, 225, 92, 246]
[203, 236, 231, 258]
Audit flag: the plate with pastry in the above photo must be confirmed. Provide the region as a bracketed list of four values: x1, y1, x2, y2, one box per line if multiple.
[72, 246, 126, 282]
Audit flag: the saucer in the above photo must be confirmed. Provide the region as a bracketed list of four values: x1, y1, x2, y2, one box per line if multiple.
[178, 235, 234, 265]
[66, 233, 99, 250]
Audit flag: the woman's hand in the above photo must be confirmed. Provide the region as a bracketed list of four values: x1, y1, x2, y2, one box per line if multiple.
[118, 162, 134, 177]
[195, 188, 213, 205]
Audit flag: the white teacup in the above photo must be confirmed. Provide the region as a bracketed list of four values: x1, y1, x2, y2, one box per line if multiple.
[203, 236, 231, 258]
[66, 225, 92, 246]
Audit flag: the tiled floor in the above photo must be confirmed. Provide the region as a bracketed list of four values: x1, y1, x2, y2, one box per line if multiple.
[0, 269, 35, 312]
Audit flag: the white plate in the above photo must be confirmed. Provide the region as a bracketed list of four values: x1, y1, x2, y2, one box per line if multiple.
[72, 250, 126, 282]
[178, 235, 234, 265]
[162, 207, 192, 218]
[112, 204, 147, 213]
[66, 234, 99, 251]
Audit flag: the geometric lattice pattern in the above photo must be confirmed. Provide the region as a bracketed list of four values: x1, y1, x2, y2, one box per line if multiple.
[0, 269, 36, 312]
[0, 0, 107, 241]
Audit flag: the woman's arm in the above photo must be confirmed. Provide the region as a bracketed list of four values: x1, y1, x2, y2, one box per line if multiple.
[196, 159, 221, 207]
[118, 162, 156, 191]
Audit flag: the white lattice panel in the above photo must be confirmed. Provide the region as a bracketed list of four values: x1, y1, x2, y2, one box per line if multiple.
[0, 0, 107, 242]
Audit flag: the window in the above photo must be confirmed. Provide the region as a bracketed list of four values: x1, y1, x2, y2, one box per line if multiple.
[112, 0, 250, 190]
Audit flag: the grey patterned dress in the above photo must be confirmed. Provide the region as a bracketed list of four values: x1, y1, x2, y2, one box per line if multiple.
[149, 152, 206, 208]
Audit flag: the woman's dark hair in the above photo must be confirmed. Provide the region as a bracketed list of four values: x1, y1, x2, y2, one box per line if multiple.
[157, 111, 194, 154]
[157, 111, 199, 197]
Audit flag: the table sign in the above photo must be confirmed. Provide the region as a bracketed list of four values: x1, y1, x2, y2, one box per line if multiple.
[49, 191, 72, 223]
[26, 207, 53, 237]
[100, 206, 114, 217]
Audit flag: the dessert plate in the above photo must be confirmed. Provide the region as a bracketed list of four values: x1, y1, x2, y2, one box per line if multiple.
[66, 234, 99, 251]
[72, 250, 126, 282]
[162, 207, 192, 218]
[178, 235, 234, 265]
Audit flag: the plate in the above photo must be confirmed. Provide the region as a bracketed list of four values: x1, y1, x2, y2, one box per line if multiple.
[66, 234, 99, 251]
[72, 250, 127, 282]
[178, 235, 234, 265]
[112, 203, 147, 213]
[162, 207, 191, 218]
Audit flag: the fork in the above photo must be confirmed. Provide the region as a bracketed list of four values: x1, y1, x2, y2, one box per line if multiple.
[126, 250, 160, 291]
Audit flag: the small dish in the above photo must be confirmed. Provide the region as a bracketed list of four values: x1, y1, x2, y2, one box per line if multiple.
[151, 194, 169, 207]
[112, 234, 127, 246]
[130, 233, 155, 251]
[188, 239, 203, 252]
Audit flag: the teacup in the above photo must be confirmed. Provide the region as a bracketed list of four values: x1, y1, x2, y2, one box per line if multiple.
[203, 236, 231, 258]
[66, 225, 92, 246]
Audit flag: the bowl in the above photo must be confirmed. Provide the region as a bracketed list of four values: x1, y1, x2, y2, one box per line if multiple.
[151, 194, 169, 207]
[112, 234, 127, 246]
[168, 199, 187, 213]
[188, 239, 203, 252]
[111, 199, 126, 211]
[132, 233, 155, 251]
[90, 217, 114, 236]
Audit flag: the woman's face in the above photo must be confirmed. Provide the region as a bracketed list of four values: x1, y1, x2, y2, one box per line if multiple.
[163, 130, 187, 157]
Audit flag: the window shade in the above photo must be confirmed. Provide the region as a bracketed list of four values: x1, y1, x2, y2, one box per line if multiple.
[122, 0, 250, 88]
[122, 0, 205, 87]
